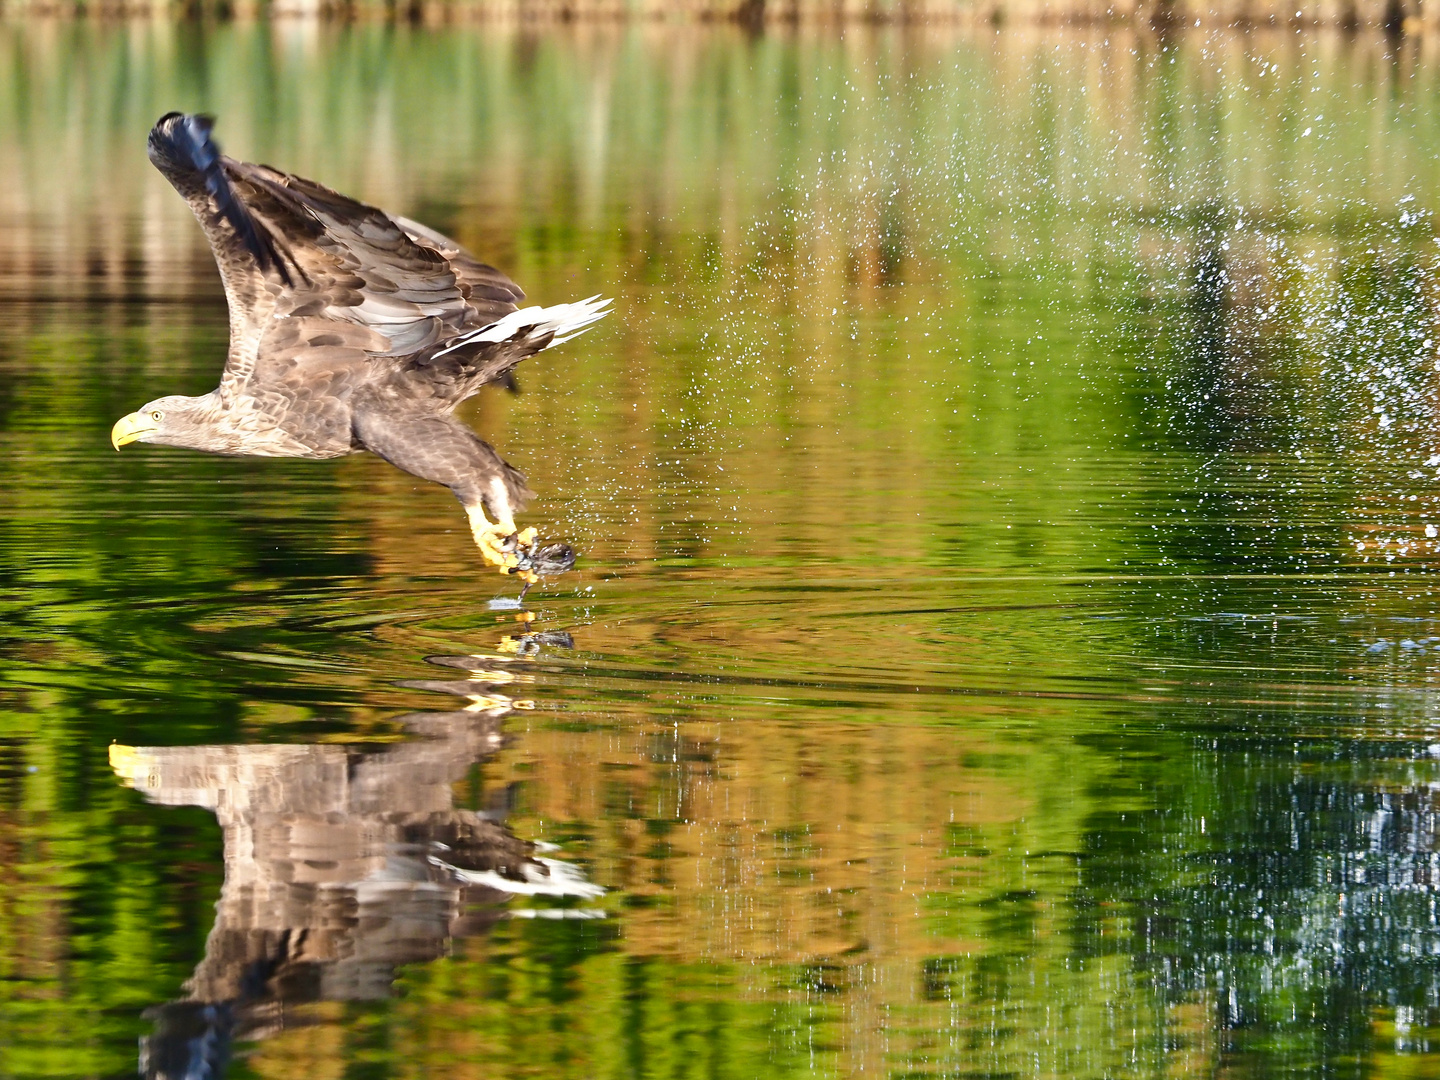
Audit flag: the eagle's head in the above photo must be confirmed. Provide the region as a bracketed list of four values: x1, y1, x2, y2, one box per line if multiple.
[111, 395, 221, 452]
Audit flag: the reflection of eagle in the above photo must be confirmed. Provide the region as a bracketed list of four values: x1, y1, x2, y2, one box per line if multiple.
[111, 113, 608, 581]
[111, 652, 603, 1079]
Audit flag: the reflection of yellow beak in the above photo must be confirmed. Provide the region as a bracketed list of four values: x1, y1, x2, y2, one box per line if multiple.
[111, 412, 156, 450]
[108, 743, 149, 787]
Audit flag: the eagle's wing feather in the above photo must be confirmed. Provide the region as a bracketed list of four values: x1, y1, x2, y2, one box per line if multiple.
[147, 113, 302, 389]
[392, 215, 526, 325]
[146, 114, 512, 414]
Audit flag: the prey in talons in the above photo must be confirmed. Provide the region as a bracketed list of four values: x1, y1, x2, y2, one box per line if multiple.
[467, 510, 577, 596]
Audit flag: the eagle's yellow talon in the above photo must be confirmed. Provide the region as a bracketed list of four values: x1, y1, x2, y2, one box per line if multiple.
[466, 506, 557, 587]
[468, 506, 525, 571]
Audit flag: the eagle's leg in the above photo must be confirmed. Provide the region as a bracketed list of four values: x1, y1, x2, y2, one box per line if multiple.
[352, 410, 541, 582]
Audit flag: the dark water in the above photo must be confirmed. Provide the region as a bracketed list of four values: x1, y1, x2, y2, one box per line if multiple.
[4, 20, 1440, 1078]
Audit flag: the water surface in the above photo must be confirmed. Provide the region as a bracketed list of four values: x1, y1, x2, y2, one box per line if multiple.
[3, 21, 1440, 1078]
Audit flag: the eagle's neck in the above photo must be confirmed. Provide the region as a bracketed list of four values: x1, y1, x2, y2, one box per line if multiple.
[145, 392, 225, 451]
[187, 390, 333, 458]
[157, 392, 261, 454]
[190, 391, 226, 422]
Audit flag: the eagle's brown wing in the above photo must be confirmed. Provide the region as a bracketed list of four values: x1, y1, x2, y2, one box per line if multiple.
[392, 215, 525, 326]
[145, 113, 519, 419]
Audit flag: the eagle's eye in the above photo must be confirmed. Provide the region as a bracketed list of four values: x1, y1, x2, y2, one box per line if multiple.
[150, 410, 164, 422]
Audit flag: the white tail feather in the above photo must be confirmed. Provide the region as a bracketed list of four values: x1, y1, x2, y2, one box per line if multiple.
[432, 295, 612, 359]
[441, 855, 607, 899]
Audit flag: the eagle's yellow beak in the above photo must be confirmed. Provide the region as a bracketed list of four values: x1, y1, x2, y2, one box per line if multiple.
[111, 412, 156, 450]
[108, 743, 145, 785]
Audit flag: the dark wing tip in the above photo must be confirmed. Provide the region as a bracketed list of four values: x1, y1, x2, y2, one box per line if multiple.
[147, 112, 217, 169]
[148, 112, 295, 288]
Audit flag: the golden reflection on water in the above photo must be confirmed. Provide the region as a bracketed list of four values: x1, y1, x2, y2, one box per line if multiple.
[107, 632, 1167, 1080]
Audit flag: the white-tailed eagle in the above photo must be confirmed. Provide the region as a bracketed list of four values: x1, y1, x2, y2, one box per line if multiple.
[112, 113, 608, 584]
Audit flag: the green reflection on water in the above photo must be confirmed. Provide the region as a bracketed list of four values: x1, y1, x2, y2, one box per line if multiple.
[3, 19, 1440, 1080]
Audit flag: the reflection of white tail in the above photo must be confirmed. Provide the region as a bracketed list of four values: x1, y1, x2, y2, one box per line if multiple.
[111, 742, 605, 902]
[432, 295, 612, 358]
[445, 855, 607, 900]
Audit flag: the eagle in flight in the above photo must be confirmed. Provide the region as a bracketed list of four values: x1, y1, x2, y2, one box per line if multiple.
[112, 113, 608, 583]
